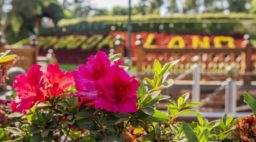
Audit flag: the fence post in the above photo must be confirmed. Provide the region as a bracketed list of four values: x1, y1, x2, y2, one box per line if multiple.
[243, 34, 253, 84]
[114, 34, 125, 58]
[225, 64, 237, 114]
[47, 49, 58, 64]
[30, 34, 39, 59]
[191, 56, 200, 109]
[135, 35, 144, 72]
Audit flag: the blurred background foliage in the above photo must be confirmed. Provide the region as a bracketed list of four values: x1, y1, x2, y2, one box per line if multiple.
[2, 0, 66, 43]
[1, 0, 256, 43]
[39, 13, 256, 36]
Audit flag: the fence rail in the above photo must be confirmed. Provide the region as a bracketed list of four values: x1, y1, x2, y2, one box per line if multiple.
[114, 34, 256, 84]
[114, 34, 256, 113]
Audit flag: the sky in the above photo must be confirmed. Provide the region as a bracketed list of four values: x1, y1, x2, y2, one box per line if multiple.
[58, 0, 140, 10]
[91, 0, 140, 10]
[58, 0, 187, 16]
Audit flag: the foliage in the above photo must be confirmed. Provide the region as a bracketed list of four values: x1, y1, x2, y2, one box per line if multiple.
[0, 51, 255, 141]
[235, 114, 256, 142]
[235, 92, 256, 141]
[243, 92, 256, 113]
[60, 64, 78, 71]
[228, 0, 249, 12]
[39, 14, 256, 36]
[250, 0, 256, 14]
[0, 50, 16, 85]
[71, 0, 92, 18]
[111, 6, 130, 16]
[13, 35, 114, 51]
[4, 0, 66, 43]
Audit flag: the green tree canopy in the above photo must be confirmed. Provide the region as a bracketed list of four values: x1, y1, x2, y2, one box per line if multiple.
[4, 0, 65, 43]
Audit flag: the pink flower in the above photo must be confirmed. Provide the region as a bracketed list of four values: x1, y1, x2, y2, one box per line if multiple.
[11, 64, 74, 113]
[73, 51, 114, 99]
[44, 64, 74, 97]
[73, 51, 140, 113]
[96, 65, 139, 113]
[11, 65, 46, 112]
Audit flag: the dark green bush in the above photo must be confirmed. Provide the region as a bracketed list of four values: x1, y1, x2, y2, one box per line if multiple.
[40, 13, 256, 35]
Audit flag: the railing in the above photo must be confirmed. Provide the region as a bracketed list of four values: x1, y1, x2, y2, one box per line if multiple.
[114, 34, 256, 84]
[114, 34, 256, 114]
[0, 38, 57, 71]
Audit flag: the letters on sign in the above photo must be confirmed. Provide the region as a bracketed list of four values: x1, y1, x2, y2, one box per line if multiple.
[111, 32, 243, 49]
[37, 32, 244, 57]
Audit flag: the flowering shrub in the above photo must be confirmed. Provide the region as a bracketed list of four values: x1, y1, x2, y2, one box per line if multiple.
[73, 51, 139, 113]
[0, 51, 256, 141]
[236, 115, 256, 142]
[11, 64, 74, 113]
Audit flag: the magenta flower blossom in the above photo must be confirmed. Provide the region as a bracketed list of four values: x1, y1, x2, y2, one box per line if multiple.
[96, 65, 139, 113]
[73, 51, 112, 99]
[11, 65, 46, 112]
[73, 51, 140, 113]
[11, 64, 74, 113]
[44, 64, 74, 97]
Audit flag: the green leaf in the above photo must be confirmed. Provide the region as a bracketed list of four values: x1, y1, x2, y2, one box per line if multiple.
[225, 116, 234, 126]
[114, 113, 129, 118]
[139, 94, 152, 108]
[196, 112, 205, 126]
[161, 60, 179, 75]
[243, 92, 256, 112]
[159, 95, 170, 101]
[75, 111, 90, 119]
[138, 82, 146, 100]
[145, 95, 160, 107]
[151, 109, 169, 121]
[141, 107, 154, 115]
[223, 114, 227, 122]
[177, 95, 184, 108]
[199, 129, 209, 142]
[0, 55, 16, 63]
[145, 78, 154, 88]
[109, 53, 121, 62]
[153, 60, 162, 74]
[182, 123, 199, 142]
[168, 108, 179, 116]
[184, 102, 203, 108]
[150, 90, 161, 100]
[102, 115, 119, 126]
[160, 63, 171, 76]
[0, 129, 5, 141]
[177, 109, 197, 117]
[166, 101, 178, 109]
[158, 79, 174, 89]
[35, 5, 42, 15]
[11, 16, 23, 34]
[76, 119, 95, 129]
